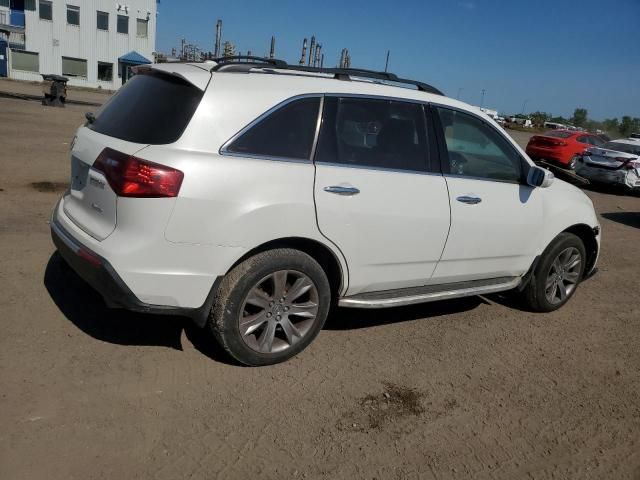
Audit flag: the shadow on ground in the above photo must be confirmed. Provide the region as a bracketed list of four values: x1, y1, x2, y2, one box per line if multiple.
[584, 183, 640, 197]
[325, 295, 485, 330]
[600, 211, 640, 229]
[44, 252, 233, 364]
[45, 252, 497, 360]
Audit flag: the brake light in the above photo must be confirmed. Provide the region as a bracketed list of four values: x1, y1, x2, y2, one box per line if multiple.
[92, 148, 183, 198]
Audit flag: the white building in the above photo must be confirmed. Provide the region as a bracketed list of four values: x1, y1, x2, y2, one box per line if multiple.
[0, 0, 156, 90]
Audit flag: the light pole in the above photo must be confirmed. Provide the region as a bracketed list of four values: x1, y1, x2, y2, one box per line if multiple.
[480, 89, 486, 108]
[521, 98, 529, 115]
[456, 88, 463, 100]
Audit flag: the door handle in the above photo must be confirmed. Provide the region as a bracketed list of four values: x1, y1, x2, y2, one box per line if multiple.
[456, 195, 482, 205]
[324, 185, 360, 196]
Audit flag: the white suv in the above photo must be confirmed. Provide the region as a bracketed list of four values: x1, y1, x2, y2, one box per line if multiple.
[51, 57, 600, 365]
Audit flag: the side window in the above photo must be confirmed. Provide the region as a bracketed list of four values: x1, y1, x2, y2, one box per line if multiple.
[435, 107, 522, 182]
[590, 136, 604, 146]
[577, 135, 590, 144]
[226, 97, 320, 161]
[315, 97, 429, 172]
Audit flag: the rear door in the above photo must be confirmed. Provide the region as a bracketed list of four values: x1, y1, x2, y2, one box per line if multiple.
[430, 106, 543, 283]
[313, 96, 450, 295]
[63, 71, 205, 240]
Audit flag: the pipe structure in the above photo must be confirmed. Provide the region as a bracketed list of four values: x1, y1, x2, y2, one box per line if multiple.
[300, 38, 307, 65]
[214, 20, 222, 57]
[308, 36, 316, 66]
[269, 36, 275, 59]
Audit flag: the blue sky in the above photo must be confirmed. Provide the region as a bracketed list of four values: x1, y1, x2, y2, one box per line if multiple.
[156, 0, 640, 120]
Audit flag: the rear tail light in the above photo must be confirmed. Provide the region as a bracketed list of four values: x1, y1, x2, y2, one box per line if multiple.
[551, 140, 567, 146]
[92, 148, 184, 198]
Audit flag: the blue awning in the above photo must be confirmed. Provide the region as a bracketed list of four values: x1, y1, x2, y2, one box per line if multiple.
[118, 51, 151, 65]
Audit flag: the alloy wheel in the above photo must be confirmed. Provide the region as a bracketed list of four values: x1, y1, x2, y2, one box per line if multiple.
[544, 247, 582, 305]
[239, 270, 319, 354]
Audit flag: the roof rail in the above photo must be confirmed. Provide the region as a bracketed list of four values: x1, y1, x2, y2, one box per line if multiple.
[210, 56, 288, 71]
[210, 56, 444, 96]
[284, 65, 443, 95]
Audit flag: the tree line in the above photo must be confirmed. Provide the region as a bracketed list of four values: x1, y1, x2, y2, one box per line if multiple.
[525, 109, 639, 138]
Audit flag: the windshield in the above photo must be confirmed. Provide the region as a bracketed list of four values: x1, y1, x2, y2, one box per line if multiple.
[603, 142, 640, 155]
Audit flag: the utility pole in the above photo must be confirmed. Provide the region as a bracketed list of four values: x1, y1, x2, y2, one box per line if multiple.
[480, 89, 486, 108]
[384, 50, 390, 72]
[320, 53, 324, 68]
[269, 36, 275, 59]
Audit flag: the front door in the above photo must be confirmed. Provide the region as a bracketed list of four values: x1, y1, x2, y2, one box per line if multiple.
[313, 96, 451, 295]
[430, 106, 543, 283]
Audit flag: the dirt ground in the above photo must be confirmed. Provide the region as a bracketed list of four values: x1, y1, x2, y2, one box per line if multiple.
[0, 96, 639, 480]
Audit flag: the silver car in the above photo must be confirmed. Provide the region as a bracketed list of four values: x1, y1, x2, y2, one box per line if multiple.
[577, 139, 640, 190]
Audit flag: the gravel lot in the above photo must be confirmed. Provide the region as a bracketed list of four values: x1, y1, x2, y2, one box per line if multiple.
[1, 96, 639, 480]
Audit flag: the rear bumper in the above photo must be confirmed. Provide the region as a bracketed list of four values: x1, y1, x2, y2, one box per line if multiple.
[576, 161, 640, 189]
[526, 146, 568, 164]
[51, 218, 220, 326]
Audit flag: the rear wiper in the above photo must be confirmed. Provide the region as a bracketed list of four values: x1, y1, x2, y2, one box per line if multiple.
[85, 112, 95, 124]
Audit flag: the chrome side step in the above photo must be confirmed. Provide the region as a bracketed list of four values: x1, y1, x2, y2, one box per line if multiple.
[338, 277, 521, 309]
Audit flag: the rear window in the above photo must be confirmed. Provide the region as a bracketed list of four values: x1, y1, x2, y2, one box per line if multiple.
[544, 131, 573, 139]
[604, 142, 640, 155]
[89, 73, 204, 144]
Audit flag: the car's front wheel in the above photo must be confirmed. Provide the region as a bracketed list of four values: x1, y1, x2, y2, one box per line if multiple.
[209, 248, 331, 366]
[521, 232, 586, 312]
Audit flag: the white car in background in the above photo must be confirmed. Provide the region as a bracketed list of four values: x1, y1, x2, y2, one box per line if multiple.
[50, 57, 601, 365]
[577, 139, 640, 190]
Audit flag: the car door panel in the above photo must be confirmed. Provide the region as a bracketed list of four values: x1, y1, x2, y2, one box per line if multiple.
[433, 176, 542, 282]
[313, 97, 450, 295]
[315, 166, 451, 294]
[430, 105, 543, 283]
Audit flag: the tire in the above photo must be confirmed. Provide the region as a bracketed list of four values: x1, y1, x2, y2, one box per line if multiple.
[209, 248, 331, 366]
[520, 233, 586, 313]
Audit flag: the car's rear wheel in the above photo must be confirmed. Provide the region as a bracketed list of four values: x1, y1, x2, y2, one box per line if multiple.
[520, 233, 586, 312]
[209, 248, 331, 366]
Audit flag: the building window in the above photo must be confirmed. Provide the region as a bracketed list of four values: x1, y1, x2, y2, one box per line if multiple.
[11, 50, 39, 72]
[97, 62, 113, 81]
[117, 15, 128, 34]
[62, 56, 87, 78]
[136, 18, 148, 37]
[39, 0, 52, 20]
[96, 11, 108, 31]
[66, 5, 79, 26]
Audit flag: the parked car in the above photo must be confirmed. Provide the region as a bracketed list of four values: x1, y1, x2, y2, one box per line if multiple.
[629, 133, 640, 140]
[526, 130, 605, 169]
[577, 139, 640, 190]
[50, 58, 601, 365]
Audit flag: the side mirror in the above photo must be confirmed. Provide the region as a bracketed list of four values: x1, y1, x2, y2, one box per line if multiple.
[527, 165, 554, 188]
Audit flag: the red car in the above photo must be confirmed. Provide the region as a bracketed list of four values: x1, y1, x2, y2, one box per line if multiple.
[526, 130, 605, 169]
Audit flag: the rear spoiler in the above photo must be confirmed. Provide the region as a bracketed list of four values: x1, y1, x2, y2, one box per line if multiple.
[131, 64, 211, 91]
